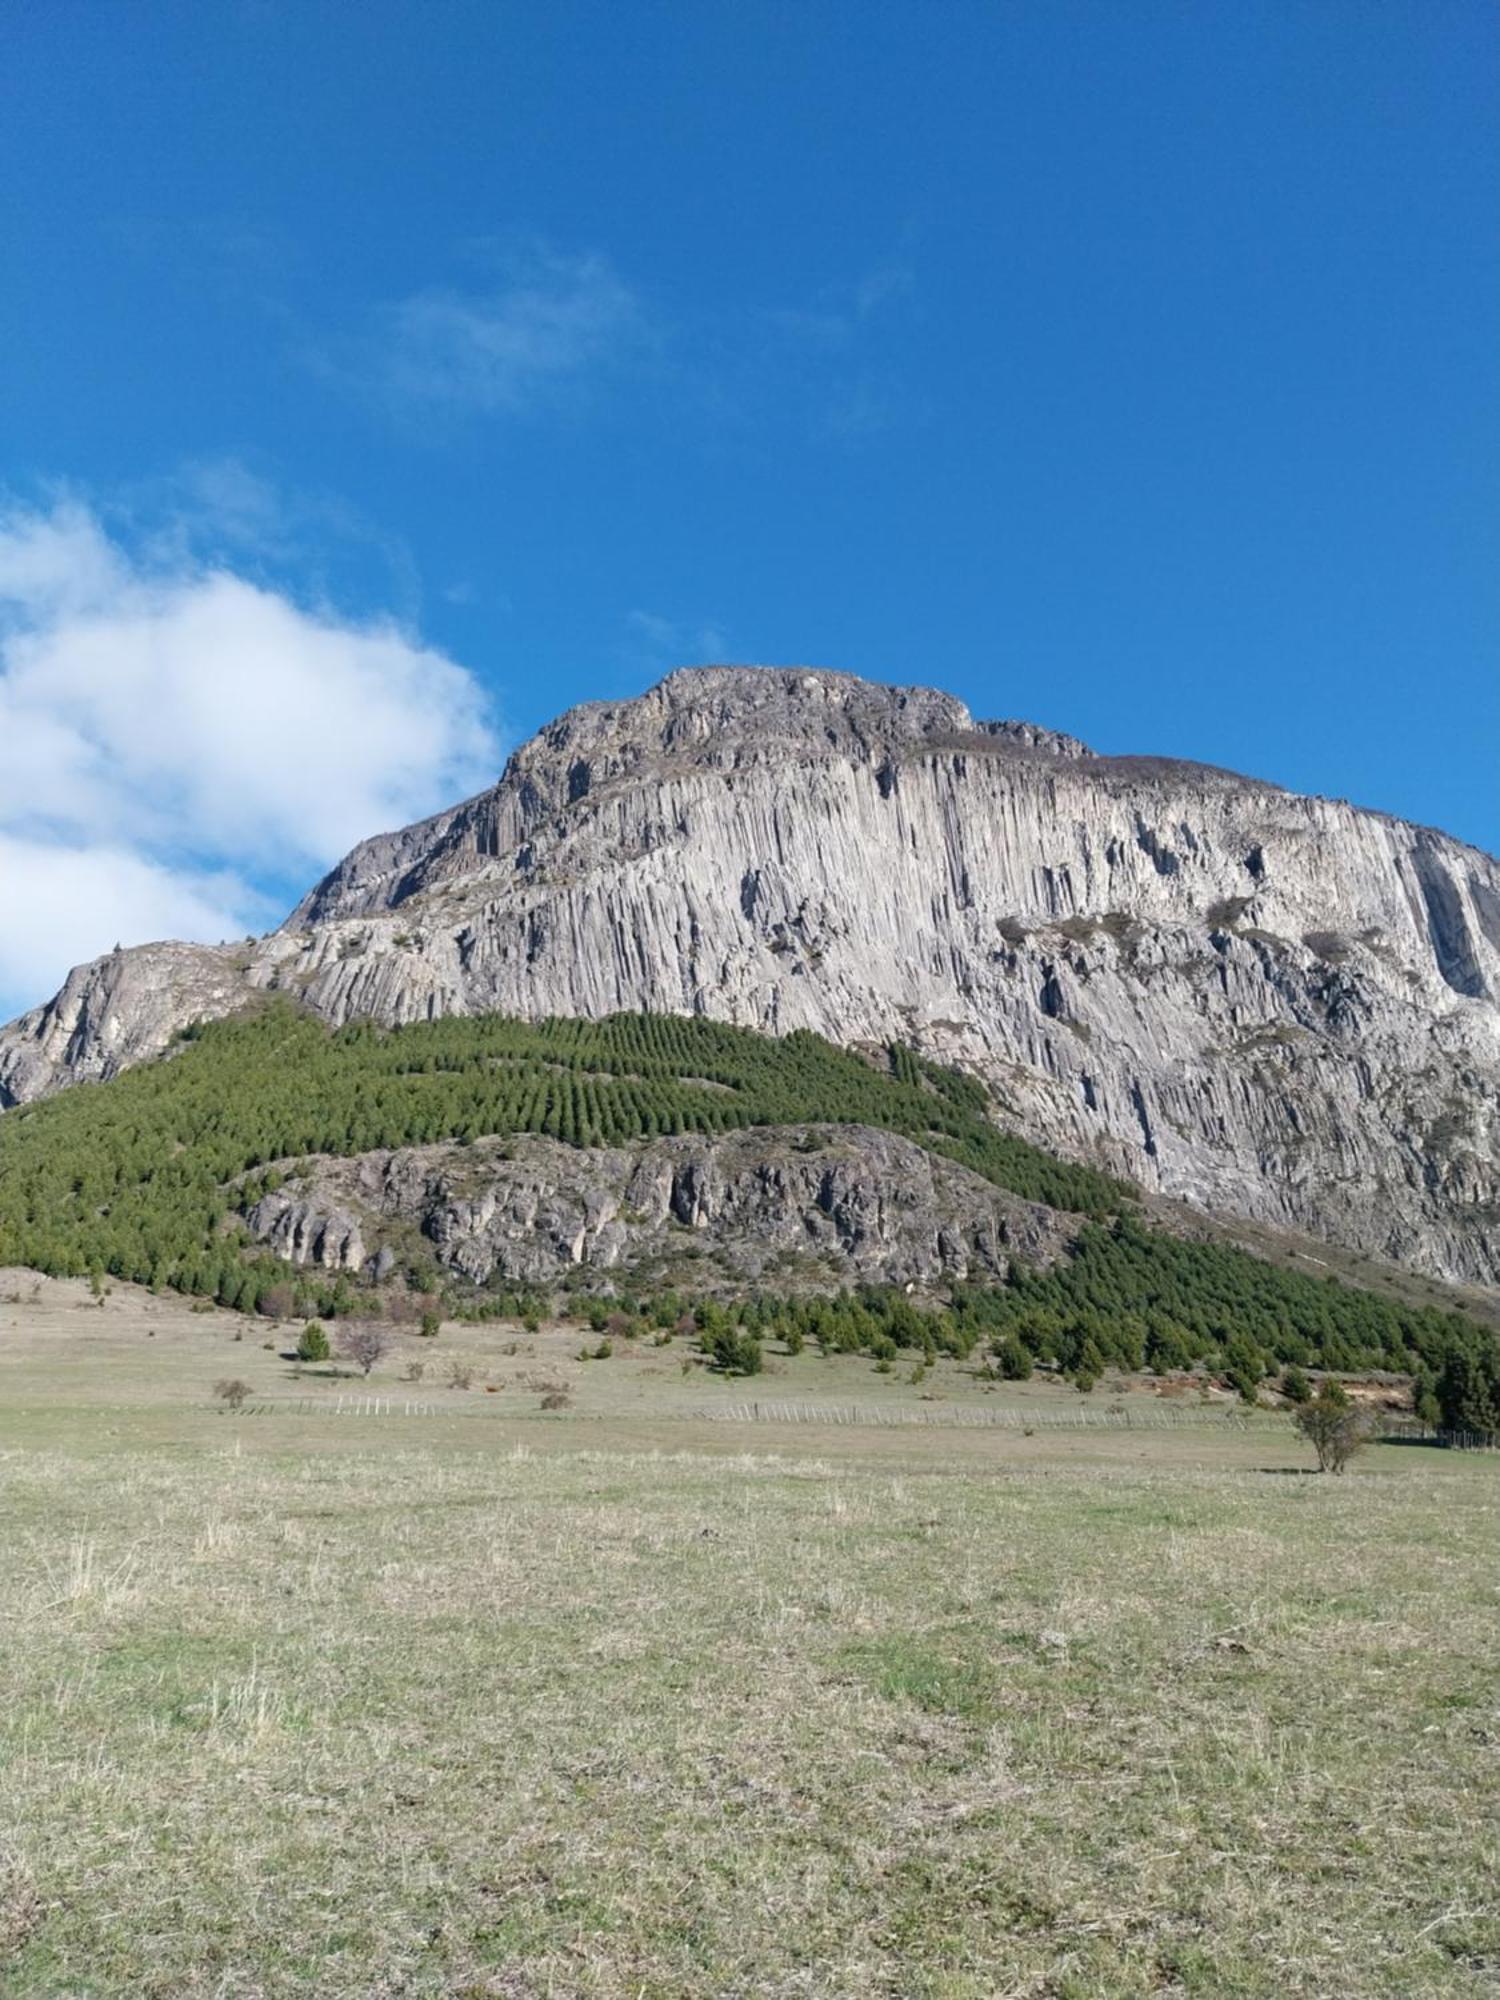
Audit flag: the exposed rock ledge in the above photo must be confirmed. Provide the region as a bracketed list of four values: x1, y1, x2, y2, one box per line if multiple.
[245, 1124, 1077, 1290]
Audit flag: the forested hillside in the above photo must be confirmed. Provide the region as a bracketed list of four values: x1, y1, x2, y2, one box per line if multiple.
[0, 999, 1493, 1414]
[0, 1001, 1118, 1293]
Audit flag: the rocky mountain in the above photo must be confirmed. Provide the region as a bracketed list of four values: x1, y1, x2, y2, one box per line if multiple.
[3, 665, 1497, 1284]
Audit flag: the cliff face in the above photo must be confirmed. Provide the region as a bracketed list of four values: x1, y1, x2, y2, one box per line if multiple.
[3, 666, 1497, 1284]
[244, 1125, 1074, 1290]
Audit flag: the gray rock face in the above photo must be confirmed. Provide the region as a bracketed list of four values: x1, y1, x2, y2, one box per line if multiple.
[0, 940, 250, 1106]
[4, 665, 1498, 1284]
[246, 1125, 1072, 1288]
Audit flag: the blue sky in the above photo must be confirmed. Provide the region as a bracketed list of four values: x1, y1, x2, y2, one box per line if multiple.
[1, 0, 1495, 1012]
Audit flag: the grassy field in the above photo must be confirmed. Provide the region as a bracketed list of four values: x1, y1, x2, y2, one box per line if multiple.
[1, 1277, 1496, 1997]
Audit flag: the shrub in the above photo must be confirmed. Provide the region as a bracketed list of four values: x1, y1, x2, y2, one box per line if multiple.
[1293, 1383, 1374, 1473]
[700, 1324, 763, 1376]
[994, 1333, 1033, 1381]
[540, 1389, 571, 1410]
[446, 1360, 474, 1390]
[296, 1321, 330, 1362]
[336, 1323, 390, 1377]
[1221, 1334, 1266, 1404]
[1072, 1340, 1104, 1393]
[213, 1378, 250, 1411]
[1280, 1364, 1311, 1404]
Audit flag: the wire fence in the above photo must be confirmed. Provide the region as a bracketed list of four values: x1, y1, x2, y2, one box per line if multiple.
[692, 1398, 1275, 1432]
[208, 1397, 1499, 1447]
[1376, 1417, 1498, 1451]
[218, 1395, 442, 1418]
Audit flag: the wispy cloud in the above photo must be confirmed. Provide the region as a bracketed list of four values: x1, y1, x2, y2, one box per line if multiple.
[682, 259, 920, 444]
[0, 497, 501, 1012]
[376, 245, 650, 417]
[625, 609, 730, 673]
[341, 238, 917, 444]
[115, 456, 425, 622]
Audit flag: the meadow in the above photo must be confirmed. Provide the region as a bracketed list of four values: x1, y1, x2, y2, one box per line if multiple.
[1, 1274, 1495, 1998]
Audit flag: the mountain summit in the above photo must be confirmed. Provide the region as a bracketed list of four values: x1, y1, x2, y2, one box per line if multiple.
[3, 666, 1497, 1283]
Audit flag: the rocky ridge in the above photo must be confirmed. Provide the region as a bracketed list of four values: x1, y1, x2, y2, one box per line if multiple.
[245, 1124, 1075, 1290]
[3, 666, 1497, 1284]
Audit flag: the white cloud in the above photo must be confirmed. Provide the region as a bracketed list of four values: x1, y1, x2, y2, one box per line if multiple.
[380, 246, 647, 415]
[0, 500, 501, 1013]
[0, 836, 259, 1019]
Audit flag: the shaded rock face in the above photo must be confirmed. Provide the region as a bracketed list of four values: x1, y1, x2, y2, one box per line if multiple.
[4, 665, 1498, 1284]
[245, 1125, 1072, 1288]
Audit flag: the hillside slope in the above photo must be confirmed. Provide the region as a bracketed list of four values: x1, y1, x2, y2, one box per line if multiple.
[2, 1005, 1490, 1398]
[2, 666, 1497, 1283]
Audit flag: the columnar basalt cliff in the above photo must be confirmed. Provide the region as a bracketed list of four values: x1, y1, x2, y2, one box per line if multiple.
[3, 667, 1497, 1283]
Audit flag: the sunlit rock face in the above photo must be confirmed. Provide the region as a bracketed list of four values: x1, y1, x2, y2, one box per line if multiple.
[4, 665, 1497, 1284]
[243, 1125, 1076, 1290]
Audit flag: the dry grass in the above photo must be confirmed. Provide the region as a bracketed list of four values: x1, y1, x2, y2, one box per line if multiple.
[0, 1275, 1496, 1996]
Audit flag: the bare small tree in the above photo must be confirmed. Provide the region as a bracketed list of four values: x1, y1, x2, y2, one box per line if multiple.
[1293, 1384, 1374, 1473]
[214, 1378, 251, 1411]
[337, 1323, 391, 1378]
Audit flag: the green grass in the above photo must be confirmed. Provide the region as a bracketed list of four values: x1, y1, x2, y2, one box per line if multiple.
[0, 1278, 1496, 1997]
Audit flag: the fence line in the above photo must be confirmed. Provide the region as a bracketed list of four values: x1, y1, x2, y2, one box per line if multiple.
[326, 1395, 440, 1417]
[223, 1396, 441, 1418]
[1376, 1418, 1498, 1451]
[691, 1399, 1272, 1432]
[212, 1398, 1499, 1448]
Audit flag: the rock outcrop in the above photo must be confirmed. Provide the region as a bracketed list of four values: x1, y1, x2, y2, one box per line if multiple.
[4, 665, 1498, 1284]
[245, 1124, 1074, 1289]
